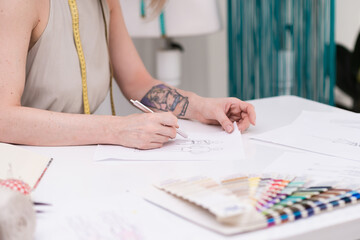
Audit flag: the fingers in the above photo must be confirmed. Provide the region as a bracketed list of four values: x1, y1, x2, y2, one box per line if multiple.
[155, 125, 177, 139]
[150, 112, 177, 138]
[134, 132, 171, 150]
[137, 142, 164, 150]
[238, 101, 256, 125]
[204, 119, 219, 125]
[237, 116, 250, 133]
[119, 112, 178, 150]
[150, 134, 171, 144]
[157, 112, 178, 128]
[134, 132, 170, 150]
[216, 111, 234, 133]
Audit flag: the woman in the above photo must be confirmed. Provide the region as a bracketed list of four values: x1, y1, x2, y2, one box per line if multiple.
[0, 0, 256, 149]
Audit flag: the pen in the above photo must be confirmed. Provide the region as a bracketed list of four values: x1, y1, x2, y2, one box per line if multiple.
[130, 99, 188, 138]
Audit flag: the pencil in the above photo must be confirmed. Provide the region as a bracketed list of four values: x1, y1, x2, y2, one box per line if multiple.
[130, 99, 188, 138]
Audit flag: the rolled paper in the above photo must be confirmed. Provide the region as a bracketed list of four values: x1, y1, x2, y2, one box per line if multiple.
[0, 187, 36, 240]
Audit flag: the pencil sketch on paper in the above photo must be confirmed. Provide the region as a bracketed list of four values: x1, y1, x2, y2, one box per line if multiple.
[306, 162, 360, 179]
[134, 138, 224, 154]
[331, 138, 360, 147]
[311, 135, 360, 148]
[65, 211, 143, 240]
[173, 139, 223, 154]
[94, 122, 244, 161]
[329, 119, 360, 130]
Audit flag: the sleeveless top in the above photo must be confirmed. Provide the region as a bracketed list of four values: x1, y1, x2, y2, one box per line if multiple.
[22, 0, 111, 113]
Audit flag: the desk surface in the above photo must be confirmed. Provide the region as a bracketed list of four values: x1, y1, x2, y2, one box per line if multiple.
[31, 96, 360, 240]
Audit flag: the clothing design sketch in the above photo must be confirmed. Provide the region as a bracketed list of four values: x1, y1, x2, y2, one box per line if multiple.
[134, 138, 224, 154]
[173, 139, 223, 154]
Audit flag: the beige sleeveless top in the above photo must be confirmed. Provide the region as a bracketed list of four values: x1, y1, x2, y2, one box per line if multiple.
[22, 0, 110, 113]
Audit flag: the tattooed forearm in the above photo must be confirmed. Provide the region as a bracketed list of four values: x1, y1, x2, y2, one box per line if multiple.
[140, 84, 189, 117]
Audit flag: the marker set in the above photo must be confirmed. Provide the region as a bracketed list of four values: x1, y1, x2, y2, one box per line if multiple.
[156, 174, 360, 231]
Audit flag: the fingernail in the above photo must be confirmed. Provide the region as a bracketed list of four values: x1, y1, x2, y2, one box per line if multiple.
[226, 125, 233, 133]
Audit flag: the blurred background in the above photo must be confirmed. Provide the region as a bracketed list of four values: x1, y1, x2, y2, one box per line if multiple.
[95, 0, 360, 115]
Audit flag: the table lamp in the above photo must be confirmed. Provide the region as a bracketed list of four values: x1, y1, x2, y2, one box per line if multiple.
[120, 0, 222, 87]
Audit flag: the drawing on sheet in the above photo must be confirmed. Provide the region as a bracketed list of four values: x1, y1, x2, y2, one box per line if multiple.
[304, 162, 360, 180]
[174, 139, 223, 154]
[311, 135, 360, 148]
[66, 211, 143, 240]
[332, 138, 360, 147]
[134, 138, 224, 154]
[329, 119, 360, 130]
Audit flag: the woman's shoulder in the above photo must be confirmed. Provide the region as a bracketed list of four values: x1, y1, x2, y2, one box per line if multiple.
[1, 0, 49, 51]
[0, 0, 38, 23]
[0, 0, 41, 43]
[30, 0, 50, 49]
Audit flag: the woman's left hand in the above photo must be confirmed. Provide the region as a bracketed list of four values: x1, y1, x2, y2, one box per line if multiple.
[195, 97, 256, 133]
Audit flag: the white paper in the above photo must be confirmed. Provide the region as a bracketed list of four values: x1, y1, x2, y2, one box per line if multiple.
[252, 111, 360, 161]
[94, 122, 244, 161]
[293, 110, 360, 129]
[35, 194, 145, 240]
[35, 193, 219, 240]
[263, 152, 360, 182]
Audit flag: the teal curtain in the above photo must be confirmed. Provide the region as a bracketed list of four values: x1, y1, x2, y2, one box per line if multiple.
[228, 0, 335, 105]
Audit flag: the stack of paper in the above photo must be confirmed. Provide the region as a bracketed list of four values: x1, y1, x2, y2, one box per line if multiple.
[251, 111, 360, 161]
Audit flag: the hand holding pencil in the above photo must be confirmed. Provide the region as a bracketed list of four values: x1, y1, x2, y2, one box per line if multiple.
[130, 99, 188, 138]
[110, 105, 179, 150]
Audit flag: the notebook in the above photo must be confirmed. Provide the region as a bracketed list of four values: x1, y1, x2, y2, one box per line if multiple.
[0, 143, 52, 190]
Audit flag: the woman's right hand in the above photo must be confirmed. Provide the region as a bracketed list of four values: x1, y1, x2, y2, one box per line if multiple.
[110, 112, 179, 149]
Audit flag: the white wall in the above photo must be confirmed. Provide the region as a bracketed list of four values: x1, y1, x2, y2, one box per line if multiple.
[333, 0, 360, 107]
[335, 0, 360, 50]
[95, 0, 228, 116]
[96, 0, 360, 116]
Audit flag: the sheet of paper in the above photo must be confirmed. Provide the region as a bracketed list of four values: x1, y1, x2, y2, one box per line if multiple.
[252, 111, 360, 161]
[263, 152, 360, 182]
[35, 192, 218, 240]
[94, 122, 244, 161]
[293, 110, 360, 129]
[0, 143, 52, 189]
[36, 195, 144, 240]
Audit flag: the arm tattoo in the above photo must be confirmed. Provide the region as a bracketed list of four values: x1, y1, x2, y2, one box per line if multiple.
[140, 84, 189, 117]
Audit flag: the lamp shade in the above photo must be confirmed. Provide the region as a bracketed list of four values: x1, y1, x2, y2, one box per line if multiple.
[119, 0, 222, 38]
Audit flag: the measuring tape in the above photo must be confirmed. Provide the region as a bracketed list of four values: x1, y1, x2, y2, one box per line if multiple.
[140, 0, 166, 37]
[68, 0, 116, 115]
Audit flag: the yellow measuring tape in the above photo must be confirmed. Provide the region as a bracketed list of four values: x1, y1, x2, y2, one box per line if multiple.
[68, 0, 116, 115]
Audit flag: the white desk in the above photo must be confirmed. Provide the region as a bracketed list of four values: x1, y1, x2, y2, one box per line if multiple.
[31, 96, 360, 240]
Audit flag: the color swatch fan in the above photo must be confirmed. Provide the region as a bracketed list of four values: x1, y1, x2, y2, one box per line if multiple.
[144, 174, 360, 235]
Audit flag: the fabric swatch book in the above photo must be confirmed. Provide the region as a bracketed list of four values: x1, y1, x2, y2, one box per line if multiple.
[0, 143, 52, 191]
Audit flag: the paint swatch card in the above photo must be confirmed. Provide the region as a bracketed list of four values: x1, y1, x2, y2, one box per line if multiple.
[145, 174, 360, 235]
